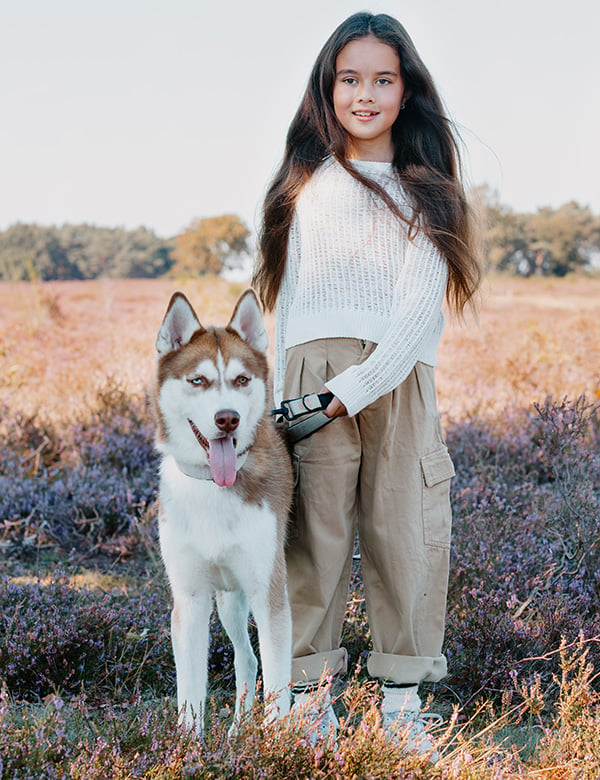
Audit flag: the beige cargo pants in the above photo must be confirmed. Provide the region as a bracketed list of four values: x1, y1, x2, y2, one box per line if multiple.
[283, 338, 454, 686]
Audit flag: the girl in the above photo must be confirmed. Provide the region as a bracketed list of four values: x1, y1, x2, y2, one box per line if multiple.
[253, 11, 480, 744]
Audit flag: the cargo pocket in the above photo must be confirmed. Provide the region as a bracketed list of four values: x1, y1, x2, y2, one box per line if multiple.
[421, 447, 455, 549]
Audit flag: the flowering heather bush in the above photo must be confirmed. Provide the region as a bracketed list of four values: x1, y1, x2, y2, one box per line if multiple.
[1, 643, 599, 778]
[0, 569, 256, 706]
[0, 573, 173, 701]
[0, 381, 159, 553]
[1, 387, 599, 716]
[443, 395, 600, 708]
[340, 565, 370, 673]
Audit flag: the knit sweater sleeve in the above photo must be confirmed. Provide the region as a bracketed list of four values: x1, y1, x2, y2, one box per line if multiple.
[325, 225, 448, 417]
[273, 213, 301, 407]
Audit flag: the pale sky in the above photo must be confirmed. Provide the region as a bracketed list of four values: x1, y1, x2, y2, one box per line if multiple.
[1, 0, 598, 237]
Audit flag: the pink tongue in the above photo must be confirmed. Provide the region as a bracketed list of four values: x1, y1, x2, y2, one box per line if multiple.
[209, 437, 237, 486]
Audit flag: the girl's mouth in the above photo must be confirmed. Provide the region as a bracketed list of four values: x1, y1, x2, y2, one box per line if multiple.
[353, 111, 379, 119]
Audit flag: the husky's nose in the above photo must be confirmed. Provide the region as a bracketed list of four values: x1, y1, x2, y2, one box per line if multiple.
[214, 410, 240, 434]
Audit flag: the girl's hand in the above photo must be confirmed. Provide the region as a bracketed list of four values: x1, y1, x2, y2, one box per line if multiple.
[322, 389, 348, 418]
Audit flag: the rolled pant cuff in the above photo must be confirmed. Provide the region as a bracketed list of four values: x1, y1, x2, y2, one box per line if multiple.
[367, 652, 447, 684]
[292, 648, 348, 686]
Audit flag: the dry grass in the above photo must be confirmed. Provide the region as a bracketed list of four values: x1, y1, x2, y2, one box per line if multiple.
[0, 277, 246, 420]
[0, 274, 599, 423]
[438, 275, 600, 421]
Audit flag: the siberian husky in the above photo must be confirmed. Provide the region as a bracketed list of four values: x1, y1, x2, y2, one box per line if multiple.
[154, 289, 293, 733]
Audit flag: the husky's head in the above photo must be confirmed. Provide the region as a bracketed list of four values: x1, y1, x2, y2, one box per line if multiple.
[155, 289, 269, 487]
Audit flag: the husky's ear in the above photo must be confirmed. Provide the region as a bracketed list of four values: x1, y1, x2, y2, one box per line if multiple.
[227, 289, 268, 353]
[156, 292, 204, 356]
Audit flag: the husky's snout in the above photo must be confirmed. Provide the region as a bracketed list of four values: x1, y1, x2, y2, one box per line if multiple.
[214, 409, 240, 434]
[205, 409, 240, 487]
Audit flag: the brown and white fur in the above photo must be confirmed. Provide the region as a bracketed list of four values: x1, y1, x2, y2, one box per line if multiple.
[154, 289, 293, 733]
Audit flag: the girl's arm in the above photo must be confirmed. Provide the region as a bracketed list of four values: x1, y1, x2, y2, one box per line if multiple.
[324, 226, 448, 416]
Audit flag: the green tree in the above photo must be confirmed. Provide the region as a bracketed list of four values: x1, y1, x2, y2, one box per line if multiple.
[474, 186, 528, 272]
[523, 202, 600, 275]
[475, 187, 600, 275]
[170, 214, 250, 276]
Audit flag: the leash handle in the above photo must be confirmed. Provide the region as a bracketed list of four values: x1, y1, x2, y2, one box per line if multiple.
[271, 391, 334, 421]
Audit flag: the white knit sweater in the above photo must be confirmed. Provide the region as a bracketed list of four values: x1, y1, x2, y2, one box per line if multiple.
[274, 158, 448, 417]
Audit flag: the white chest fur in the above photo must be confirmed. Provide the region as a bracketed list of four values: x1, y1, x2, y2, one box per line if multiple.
[158, 456, 278, 596]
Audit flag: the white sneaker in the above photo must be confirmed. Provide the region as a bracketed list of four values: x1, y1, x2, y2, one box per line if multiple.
[292, 685, 339, 746]
[381, 684, 442, 760]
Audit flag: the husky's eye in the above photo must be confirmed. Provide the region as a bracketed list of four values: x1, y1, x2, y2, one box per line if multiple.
[234, 375, 251, 387]
[188, 375, 208, 387]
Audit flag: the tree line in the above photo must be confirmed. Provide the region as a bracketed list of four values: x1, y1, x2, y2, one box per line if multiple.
[477, 188, 600, 276]
[0, 223, 175, 281]
[0, 215, 251, 281]
[1, 197, 599, 281]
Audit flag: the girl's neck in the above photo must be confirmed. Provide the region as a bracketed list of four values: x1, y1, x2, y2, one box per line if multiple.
[348, 156, 393, 164]
[347, 139, 394, 163]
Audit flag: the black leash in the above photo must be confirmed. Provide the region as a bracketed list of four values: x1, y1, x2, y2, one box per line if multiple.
[271, 392, 335, 444]
[271, 392, 334, 421]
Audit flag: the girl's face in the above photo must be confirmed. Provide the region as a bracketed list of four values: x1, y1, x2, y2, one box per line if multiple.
[332, 35, 407, 161]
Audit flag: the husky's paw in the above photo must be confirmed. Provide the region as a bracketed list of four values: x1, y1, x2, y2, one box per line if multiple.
[178, 705, 203, 738]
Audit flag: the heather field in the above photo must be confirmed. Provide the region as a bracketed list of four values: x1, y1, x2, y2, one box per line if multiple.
[1, 275, 599, 778]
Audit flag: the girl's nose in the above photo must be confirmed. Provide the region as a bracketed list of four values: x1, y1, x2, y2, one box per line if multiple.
[357, 85, 374, 102]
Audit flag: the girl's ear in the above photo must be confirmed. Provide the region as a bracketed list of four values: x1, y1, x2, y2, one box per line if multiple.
[227, 289, 269, 353]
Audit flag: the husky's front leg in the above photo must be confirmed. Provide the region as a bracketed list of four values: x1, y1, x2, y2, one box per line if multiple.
[216, 590, 258, 723]
[171, 590, 212, 734]
[250, 584, 292, 720]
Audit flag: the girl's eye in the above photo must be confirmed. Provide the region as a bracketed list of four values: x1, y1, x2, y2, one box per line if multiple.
[235, 375, 251, 387]
[375, 78, 391, 85]
[188, 376, 208, 387]
[342, 77, 358, 85]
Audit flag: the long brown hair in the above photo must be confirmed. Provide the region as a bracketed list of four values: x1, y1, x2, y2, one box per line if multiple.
[253, 12, 481, 314]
